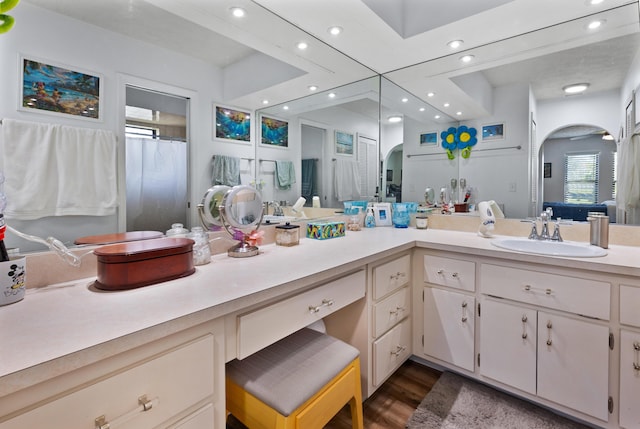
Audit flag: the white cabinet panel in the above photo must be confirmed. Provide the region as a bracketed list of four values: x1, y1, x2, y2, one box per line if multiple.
[423, 287, 475, 371]
[1, 335, 215, 429]
[373, 286, 410, 338]
[169, 404, 215, 429]
[237, 270, 365, 359]
[480, 298, 536, 394]
[481, 264, 610, 320]
[620, 330, 640, 429]
[373, 318, 411, 386]
[620, 286, 640, 328]
[373, 254, 410, 299]
[537, 312, 609, 421]
[423, 255, 475, 292]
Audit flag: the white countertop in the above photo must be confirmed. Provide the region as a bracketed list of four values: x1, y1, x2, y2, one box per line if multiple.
[2, 227, 639, 396]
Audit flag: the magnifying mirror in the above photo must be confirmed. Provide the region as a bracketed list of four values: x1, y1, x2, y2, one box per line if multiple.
[197, 185, 231, 229]
[219, 185, 264, 258]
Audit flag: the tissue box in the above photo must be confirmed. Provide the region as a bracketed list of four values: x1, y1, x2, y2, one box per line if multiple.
[306, 221, 346, 240]
[94, 237, 195, 290]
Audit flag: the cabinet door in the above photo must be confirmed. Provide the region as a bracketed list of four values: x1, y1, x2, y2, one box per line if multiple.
[168, 404, 215, 428]
[620, 330, 640, 429]
[372, 318, 411, 386]
[423, 287, 475, 371]
[480, 298, 536, 394]
[537, 312, 609, 421]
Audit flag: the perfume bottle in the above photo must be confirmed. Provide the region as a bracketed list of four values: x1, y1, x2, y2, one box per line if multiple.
[365, 207, 376, 228]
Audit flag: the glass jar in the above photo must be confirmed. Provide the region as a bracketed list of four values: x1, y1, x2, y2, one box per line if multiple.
[275, 222, 300, 246]
[188, 226, 211, 265]
[166, 222, 189, 238]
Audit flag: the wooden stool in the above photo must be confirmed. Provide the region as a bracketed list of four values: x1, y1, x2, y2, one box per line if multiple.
[226, 327, 364, 429]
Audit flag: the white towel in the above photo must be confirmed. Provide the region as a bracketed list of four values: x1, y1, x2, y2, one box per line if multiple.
[334, 158, 361, 201]
[0, 119, 117, 220]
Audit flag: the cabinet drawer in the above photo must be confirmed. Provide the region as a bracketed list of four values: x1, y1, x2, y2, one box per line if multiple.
[237, 270, 366, 359]
[373, 254, 410, 299]
[373, 318, 411, 386]
[480, 264, 610, 320]
[1, 335, 214, 429]
[620, 286, 640, 327]
[423, 255, 475, 291]
[373, 286, 410, 338]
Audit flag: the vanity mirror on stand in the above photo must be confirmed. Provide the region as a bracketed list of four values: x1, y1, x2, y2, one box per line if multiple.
[198, 185, 264, 258]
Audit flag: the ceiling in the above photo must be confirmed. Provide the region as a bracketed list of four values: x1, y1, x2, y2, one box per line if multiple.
[21, 0, 640, 116]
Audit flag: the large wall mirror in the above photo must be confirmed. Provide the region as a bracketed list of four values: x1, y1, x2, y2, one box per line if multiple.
[383, 1, 640, 221]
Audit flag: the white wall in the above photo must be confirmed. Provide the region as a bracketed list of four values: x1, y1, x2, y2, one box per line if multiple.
[0, 3, 254, 251]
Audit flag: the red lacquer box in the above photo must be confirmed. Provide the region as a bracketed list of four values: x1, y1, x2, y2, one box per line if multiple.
[93, 238, 195, 290]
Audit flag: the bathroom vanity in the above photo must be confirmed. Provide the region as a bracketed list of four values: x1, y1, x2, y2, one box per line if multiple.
[1, 227, 639, 428]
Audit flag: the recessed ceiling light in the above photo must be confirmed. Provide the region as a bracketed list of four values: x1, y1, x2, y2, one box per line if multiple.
[296, 42, 308, 50]
[587, 19, 605, 30]
[328, 26, 342, 36]
[589, 0, 604, 5]
[460, 54, 475, 63]
[563, 83, 590, 94]
[262, 99, 269, 105]
[443, 102, 450, 107]
[283, 105, 289, 110]
[328, 92, 336, 98]
[388, 115, 402, 123]
[456, 111, 463, 116]
[230, 7, 246, 17]
[434, 115, 441, 119]
[427, 92, 435, 97]
[308, 85, 318, 91]
[419, 107, 425, 112]
[401, 97, 408, 103]
[448, 40, 464, 49]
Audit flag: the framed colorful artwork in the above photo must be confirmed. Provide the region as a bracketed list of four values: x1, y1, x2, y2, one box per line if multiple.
[482, 123, 505, 141]
[335, 130, 354, 155]
[420, 131, 438, 145]
[260, 115, 288, 148]
[214, 104, 251, 143]
[19, 55, 102, 121]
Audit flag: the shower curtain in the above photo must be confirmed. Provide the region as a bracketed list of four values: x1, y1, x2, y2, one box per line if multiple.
[617, 133, 640, 224]
[126, 137, 187, 232]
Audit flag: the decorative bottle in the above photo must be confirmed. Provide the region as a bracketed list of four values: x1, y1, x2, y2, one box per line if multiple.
[365, 207, 376, 228]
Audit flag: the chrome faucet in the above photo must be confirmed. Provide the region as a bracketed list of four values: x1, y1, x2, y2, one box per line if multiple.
[539, 211, 550, 240]
[528, 208, 562, 241]
[268, 201, 284, 216]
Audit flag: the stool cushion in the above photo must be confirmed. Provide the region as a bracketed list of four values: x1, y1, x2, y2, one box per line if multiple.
[226, 328, 359, 416]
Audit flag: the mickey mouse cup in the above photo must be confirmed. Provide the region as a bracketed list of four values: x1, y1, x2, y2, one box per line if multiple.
[0, 256, 26, 306]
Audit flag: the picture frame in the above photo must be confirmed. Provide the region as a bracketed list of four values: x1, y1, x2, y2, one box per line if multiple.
[481, 123, 505, 141]
[214, 104, 251, 143]
[335, 130, 354, 155]
[260, 115, 289, 148]
[19, 55, 103, 121]
[420, 131, 438, 145]
[544, 162, 552, 178]
[386, 169, 393, 182]
[373, 202, 392, 226]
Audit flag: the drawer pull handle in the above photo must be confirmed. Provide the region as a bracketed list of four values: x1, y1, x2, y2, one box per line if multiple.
[521, 314, 528, 339]
[634, 342, 640, 372]
[95, 395, 159, 429]
[437, 269, 444, 275]
[634, 341, 640, 351]
[523, 285, 553, 296]
[309, 299, 334, 313]
[461, 301, 468, 323]
[546, 321, 553, 346]
[390, 271, 406, 280]
[390, 345, 406, 357]
[452, 272, 459, 278]
[389, 306, 405, 316]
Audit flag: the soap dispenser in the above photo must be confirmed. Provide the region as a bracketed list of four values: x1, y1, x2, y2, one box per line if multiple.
[365, 206, 376, 228]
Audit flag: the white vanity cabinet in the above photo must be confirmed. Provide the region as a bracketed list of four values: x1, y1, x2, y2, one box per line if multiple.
[619, 285, 640, 429]
[0, 319, 225, 429]
[480, 263, 611, 422]
[414, 252, 476, 372]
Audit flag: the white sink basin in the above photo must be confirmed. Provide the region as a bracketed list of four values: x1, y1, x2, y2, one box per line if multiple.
[262, 215, 296, 223]
[491, 238, 607, 258]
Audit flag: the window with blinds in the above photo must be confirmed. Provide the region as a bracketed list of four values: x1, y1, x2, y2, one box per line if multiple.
[564, 152, 599, 204]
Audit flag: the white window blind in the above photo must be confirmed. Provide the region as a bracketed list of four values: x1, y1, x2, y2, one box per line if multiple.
[564, 153, 599, 204]
[612, 151, 617, 199]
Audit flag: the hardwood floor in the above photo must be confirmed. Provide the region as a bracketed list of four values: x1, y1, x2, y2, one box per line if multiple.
[325, 360, 441, 429]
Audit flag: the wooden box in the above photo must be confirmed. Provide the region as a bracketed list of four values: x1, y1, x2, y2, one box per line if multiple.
[94, 238, 195, 290]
